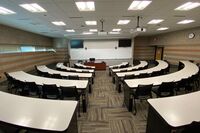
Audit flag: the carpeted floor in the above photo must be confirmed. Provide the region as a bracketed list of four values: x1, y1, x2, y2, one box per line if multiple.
[78, 70, 148, 133]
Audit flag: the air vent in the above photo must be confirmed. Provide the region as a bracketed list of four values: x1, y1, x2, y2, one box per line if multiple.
[69, 16, 83, 19]
[122, 15, 135, 18]
[173, 15, 186, 18]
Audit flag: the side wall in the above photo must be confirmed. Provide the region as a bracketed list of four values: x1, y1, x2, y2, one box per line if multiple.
[0, 24, 55, 82]
[134, 37, 155, 60]
[149, 27, 200, 64]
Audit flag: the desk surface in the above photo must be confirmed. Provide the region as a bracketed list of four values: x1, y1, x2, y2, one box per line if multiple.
[117, 60, 168, 77]
[148, 91, 200, 127]
[112, 61, 148, 73]
[75, 63, 95, 69]
[37, 65, 92, 78]
[0, 91, 77, 131]
[57, 63, 94, 73]
[125, 61, 199, 88]
[109, 62, 129, 68]
[9, 71, 88, 89]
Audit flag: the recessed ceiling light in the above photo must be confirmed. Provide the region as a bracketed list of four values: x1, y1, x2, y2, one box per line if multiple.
[0, 7, 16, 15]
[83, 32, 93, 35]
[148, 19, 164, 24]
[75, 1, 95, 11]
[109, 32, 120, 34]
[175, 2, 200, 11]
[157, 27, 169, 31]
[128, 0, 152, 10]
[85, 21, 97, 25]
[66, 29, 75, 32]
[90, 29, 98, 32]
[19, 3, 47, 13]
[112, 29, 121, 32]
[177, 19, 195, 24]
[117, 20, 130, 25]
[52, 21, 66, 26]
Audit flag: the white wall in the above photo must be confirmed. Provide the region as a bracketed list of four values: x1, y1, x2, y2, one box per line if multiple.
[70, 40, 133, 60]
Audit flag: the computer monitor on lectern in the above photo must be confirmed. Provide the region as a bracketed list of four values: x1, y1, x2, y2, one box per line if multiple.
[89, 58, 95, 62]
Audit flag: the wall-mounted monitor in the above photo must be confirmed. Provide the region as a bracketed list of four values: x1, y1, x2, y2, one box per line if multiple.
[70, 40, 84, 48]
[118, 39, 131, 47]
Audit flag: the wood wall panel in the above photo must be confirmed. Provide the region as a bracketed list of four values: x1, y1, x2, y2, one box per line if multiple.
[134, 37, 155, 60]
[149, 27, 200, 64]
[0, 52, 56, 81]
[55, 48, 68, 63]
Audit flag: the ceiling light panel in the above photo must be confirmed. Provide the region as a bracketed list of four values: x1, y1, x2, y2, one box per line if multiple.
[175, 2, 200, 11]
[66, 29, 75, 32]
[112, 29, 121, 32]
[128, 0, 152, 10]
[109, 32, 120, 34]
[52, 21, 66, 26]
[90, 29, 98, 32]
[117, 20, 130, 25]
[157, 27, 169, 31]
[0, 6, 16, 15]
[20, 3, 47, 13]
[177, 20, 195, 24]
[75, 1, 95, 11]
[85, 21, 97, 25]
[148, 19, 164, 24]
[83, 32, 93, 35]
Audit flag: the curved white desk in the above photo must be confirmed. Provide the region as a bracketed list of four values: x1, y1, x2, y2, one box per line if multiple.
[9, 71, 88, 89]
[37, 65, 92, 78]
[125, 61, 198, 88]
[75, 63, 95, 69]
[109, 62, 129, 69]
[147, 91, 200, 133]
[0, 91, 77, 132]
[57, 63, 94, 73]
[112, 61, 148, 73]
[124, 61, 199, 112]
[116, 60, 168, 78]
[8, 71, 89, 112]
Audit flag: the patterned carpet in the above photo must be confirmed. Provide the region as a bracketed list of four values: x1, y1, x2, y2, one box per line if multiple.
[78, 70, 148, 133]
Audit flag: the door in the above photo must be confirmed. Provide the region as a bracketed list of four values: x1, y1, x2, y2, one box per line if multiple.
[155, 47, 163, 60]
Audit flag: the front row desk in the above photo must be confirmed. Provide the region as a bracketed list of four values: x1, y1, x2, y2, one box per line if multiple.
[147, 91, 200, 133]
[0, 91, 78, 133]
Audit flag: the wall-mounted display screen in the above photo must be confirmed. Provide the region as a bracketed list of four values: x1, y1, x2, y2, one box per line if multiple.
[118, 39, 131, 47]
[70, 40, 84, 48]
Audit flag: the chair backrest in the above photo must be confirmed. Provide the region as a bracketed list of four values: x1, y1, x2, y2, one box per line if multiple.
[25, 81, 39, 93]
[52, 73, 62, 79]
[158, 82, 175, 96]
[68, 75, 79, 80]
[138, 73, 150, 78]
[124, 74, 136, 79]
[181, 121, 200, 133]
[135, 84, 153, 98]
[120, 69, 127, 72]
[42, 72, 50, 77]
[42, 84, 59, 99]
[60, 86, 78, 99]
[35, 66, 43, 76]
[82, 70, 90, 73]
[151, 71, 159, 77]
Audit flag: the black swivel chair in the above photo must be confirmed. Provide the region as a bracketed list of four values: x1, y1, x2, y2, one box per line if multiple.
[25, 82, 41, 97]
[181, 121, 200, 133]
[42, 84, 60, 99]
[153, 82, 175, 97]
[4, 72, 14, 92]
[138, 73, 150, 78]
[68, 75, 79, 80]
[51, 73, 62, 79]
[60, 86, 81, 116]
[132, 84, 153, 115]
